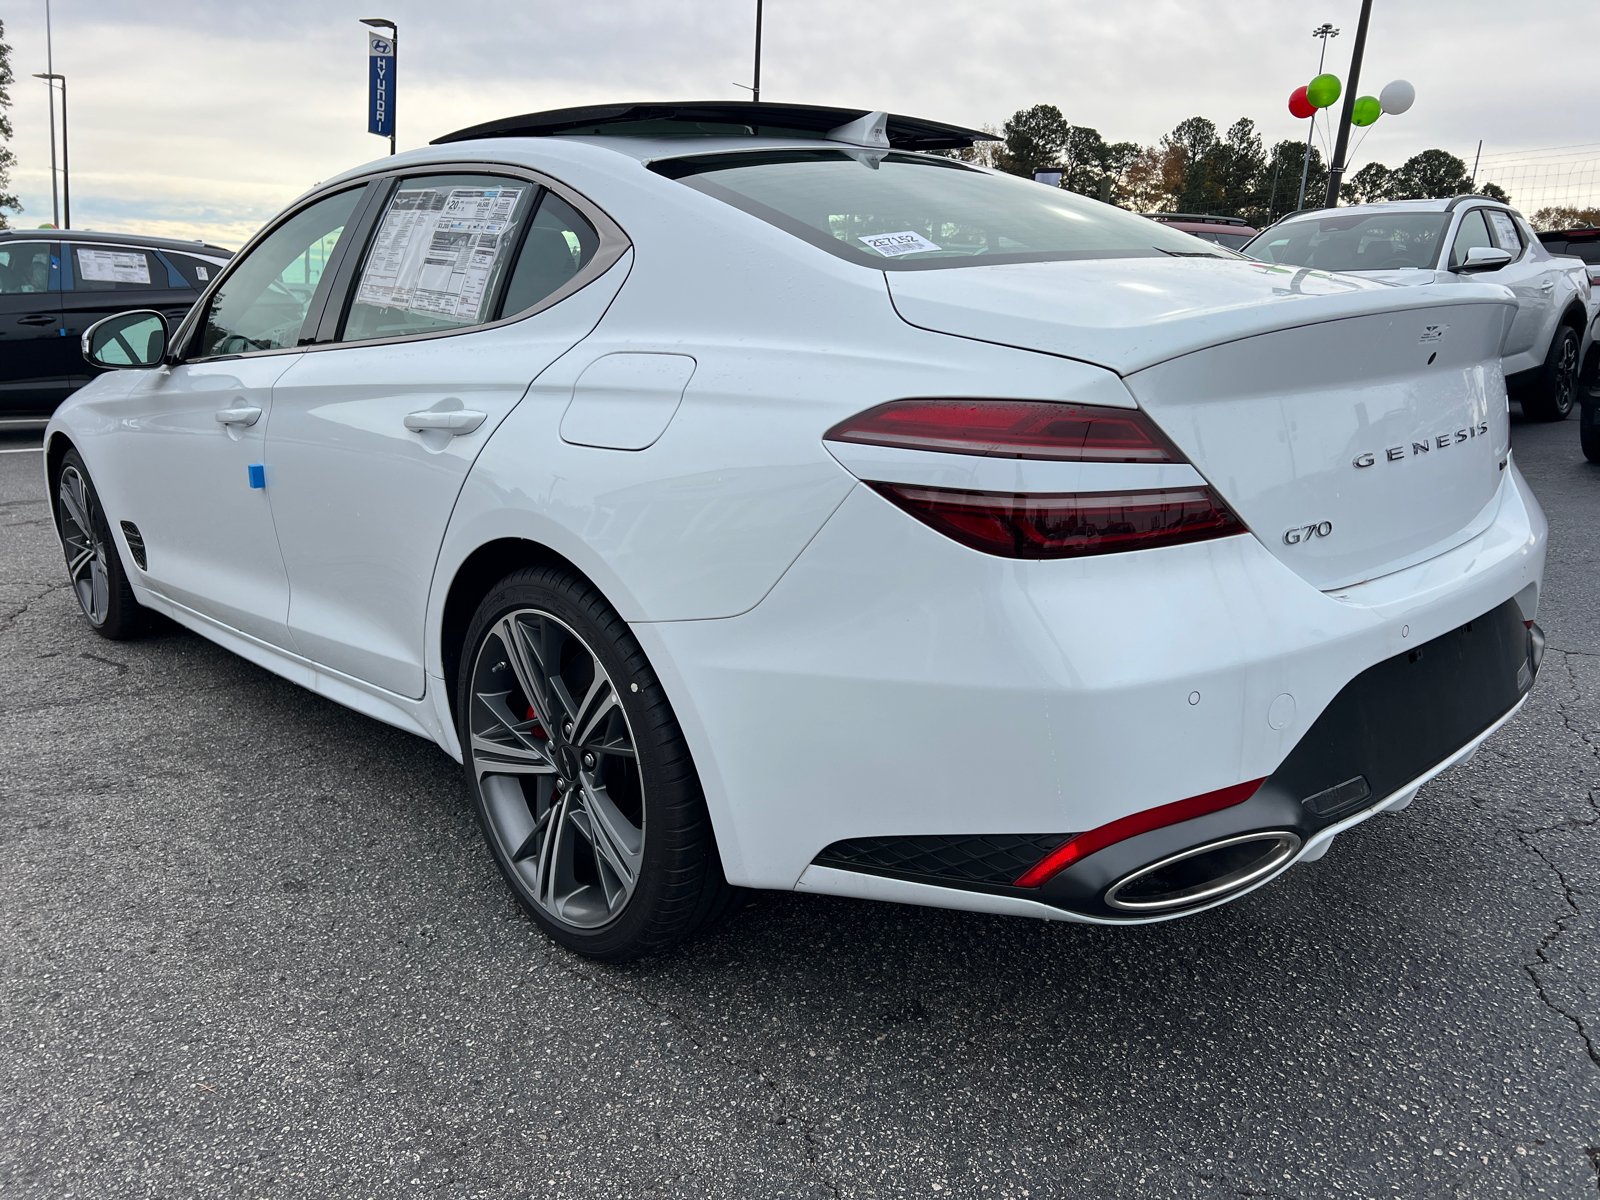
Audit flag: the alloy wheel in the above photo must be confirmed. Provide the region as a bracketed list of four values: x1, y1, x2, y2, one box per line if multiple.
[468, 608, 644, 930]
[1555, 332, 1579, 416]
[58, 465, 110, 626]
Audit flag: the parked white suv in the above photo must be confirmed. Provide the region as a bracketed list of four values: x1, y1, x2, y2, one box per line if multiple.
[1245, 197, 1596, 421]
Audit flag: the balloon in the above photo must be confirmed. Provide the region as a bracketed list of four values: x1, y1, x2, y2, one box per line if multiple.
[1307, 73, 1341, 109]
[1379, 79, 1415, 115]
[1288, 86, 1315, 120]
[1351, 96, 1381, 127]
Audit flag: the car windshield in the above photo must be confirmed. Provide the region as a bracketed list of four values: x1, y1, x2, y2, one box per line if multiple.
[1186, 229, 1254, 250]
[655, 150, 1226, 270]
[1244, 212, 1451, 271]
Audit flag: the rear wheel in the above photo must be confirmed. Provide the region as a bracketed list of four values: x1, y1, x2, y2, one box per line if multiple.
[457, 566, 738, 960]
[1581, 402, 1600, 464]
[54, 450, 148, 640]
[1520, 325, 1580, 422]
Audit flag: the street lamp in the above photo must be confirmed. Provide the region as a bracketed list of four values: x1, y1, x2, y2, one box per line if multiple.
[33, 73, 69, 229]
[360, 18, 398, 155]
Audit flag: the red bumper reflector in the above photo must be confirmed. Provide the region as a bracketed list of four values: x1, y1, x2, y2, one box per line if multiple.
[1014, 778, 1267, 888]
[869, 482, 1246, 560]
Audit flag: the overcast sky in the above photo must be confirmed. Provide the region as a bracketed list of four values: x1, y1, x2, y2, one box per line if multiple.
[5, 0, 1597, 247]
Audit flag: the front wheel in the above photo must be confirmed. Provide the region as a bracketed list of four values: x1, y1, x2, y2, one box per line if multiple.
[54, 449, 149, 640]
[1520, 325, 1580, 422]
[457, 566, 738, 960]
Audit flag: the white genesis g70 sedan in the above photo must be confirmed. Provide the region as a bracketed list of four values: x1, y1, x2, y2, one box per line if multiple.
[47, 103, 1547, 959]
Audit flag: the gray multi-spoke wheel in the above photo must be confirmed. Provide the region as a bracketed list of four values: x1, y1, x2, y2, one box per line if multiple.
[53, 449, 147, 640]
[1522, 325, 1580, 422]
[458, 566, 739, 959]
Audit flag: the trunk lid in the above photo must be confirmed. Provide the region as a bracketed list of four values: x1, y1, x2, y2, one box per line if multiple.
[888, 257, 1517, 590]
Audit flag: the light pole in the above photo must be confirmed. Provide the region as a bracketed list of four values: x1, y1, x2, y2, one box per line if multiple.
[360, 18, 398, 154]
[1295, 23, 1338, 213]
[33, 73, 69, 229]
[1324, 0, 1374, 208]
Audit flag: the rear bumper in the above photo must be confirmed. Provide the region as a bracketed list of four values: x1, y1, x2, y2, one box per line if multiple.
[634, 458, 1546, 908]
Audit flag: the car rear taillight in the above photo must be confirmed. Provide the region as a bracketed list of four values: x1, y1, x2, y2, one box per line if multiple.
[1014, 778, 1267, 887]
[824, 399, 1182, 462]
[868, 482, 1245, 559]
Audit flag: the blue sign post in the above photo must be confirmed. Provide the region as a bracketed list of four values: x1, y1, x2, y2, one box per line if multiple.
[367, 29, 396, 154]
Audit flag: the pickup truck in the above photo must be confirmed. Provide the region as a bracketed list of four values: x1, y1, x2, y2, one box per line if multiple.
[1244, 196, 1597, 422]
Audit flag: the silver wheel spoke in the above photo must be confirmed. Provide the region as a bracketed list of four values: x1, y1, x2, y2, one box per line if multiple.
[58, 467, 109, 624]
[67, 546, 95, 583]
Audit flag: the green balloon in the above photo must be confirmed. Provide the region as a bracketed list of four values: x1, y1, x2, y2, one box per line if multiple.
[1307, 73, 1341, 109]
[1351, 95, 1381, 127]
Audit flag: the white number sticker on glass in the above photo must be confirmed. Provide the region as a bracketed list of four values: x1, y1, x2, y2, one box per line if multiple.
[77, 248, 151, 285]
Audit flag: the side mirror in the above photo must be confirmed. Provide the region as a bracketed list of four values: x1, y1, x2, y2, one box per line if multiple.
[1455, 245, 1513, 273]
[82, 309, 168, 369]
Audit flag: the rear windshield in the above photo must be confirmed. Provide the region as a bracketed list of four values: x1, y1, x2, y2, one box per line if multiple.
[1183, 229, 1254, 250]
[1244, 212, 1450, 271]
[654, 150, 1226, 270]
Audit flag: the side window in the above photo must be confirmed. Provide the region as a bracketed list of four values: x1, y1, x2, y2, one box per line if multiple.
[340, 175, 535, 343]
[197, 187, 363, 358]
[70, 245, 164, 291]
[1485, 210, 1523, 256]
[1448, 210, 1493, 269]
[499, 191, 600, 318]
[166, 253, 225, 289]
[0, 242, 57, 294]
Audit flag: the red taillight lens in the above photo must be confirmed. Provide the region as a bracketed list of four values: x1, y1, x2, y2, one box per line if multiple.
[825, 399, 1182, 463]
[1014, 778, 1267, 888]
[870, 483, 1245, 559]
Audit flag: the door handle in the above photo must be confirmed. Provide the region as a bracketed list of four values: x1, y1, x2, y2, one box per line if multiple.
[1541, 279, 1555, 290]
[215, 406, 262, 427]
[404, 409, 486, 435]
[16, 314, 58, 326]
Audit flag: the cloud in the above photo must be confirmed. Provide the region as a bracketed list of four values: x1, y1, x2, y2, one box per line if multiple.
[3, 0, 1595, 245]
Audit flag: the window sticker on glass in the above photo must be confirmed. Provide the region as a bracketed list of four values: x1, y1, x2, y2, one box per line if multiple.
[76, 248, 151, 285]
[196, 265, 209, 280]
[859, 230, 942, 257]
[1486, 210, 1521, 251]
[355, 185, 527, 323]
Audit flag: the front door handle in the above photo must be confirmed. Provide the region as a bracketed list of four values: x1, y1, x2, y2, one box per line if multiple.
[1541, 279, 1555, 290]
[215, 406, 262, 427]
[16, 314, 58, 326]
[404, 409, 486, 436]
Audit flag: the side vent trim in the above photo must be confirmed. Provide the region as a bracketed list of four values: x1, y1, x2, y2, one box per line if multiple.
[119, 521, 147, 570]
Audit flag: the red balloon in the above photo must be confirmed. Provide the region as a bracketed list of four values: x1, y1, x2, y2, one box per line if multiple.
[1288, 85, 1315, 120]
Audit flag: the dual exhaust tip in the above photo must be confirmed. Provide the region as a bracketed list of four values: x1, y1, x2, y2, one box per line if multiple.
[1103, 830, 1302, 913]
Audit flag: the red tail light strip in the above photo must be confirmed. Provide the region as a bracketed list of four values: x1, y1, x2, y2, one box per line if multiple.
[1014, 778, 1268, 888]
[825, 400, 1182, 463]
[869, 482, 1246, 560]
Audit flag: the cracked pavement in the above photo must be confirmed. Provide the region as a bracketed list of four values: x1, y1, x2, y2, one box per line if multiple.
[1, 410, 1597, 1200]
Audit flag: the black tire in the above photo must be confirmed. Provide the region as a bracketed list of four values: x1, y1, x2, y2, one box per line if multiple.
[456, 565, 740, 960]
[1520, 325, 1580, 422]
[54, 449, 150, 640]
[1581, 402, 1600, 464]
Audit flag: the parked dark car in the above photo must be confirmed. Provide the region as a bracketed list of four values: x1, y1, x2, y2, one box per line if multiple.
[1536, 228, 1600, 461]
[0, 229, 231, 418]
[1148, 213, 1259, 251]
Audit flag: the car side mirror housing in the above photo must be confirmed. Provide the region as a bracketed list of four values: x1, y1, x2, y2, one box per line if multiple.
[82, 309, 169, 369]
[1454, 245, 1513, 273]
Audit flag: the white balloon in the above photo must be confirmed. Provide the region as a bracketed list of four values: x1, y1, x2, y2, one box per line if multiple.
[1380, 79, 1415, 116]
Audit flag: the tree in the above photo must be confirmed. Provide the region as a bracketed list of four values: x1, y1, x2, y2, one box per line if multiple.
[938, 124, 1004, 170]
[1477, 181, 1511, 204]
[0, 20, 20, 228]
[1388, 149, 1474, 199]
[1255, 140, 1327, 221]
[1121, 144, 1185, 213]
[995, 104, 1070, 179]
[1347, 162, 1394, 204]
[1531, 205, 1600, 231]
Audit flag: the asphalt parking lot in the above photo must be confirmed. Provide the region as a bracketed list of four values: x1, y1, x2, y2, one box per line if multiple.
[1, 410, 1597, 1200]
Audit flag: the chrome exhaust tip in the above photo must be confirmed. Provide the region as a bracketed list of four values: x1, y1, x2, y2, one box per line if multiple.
[1103, 830, 1302, 913]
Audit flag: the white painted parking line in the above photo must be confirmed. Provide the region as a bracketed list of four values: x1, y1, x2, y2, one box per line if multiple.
[0, 446, 45, 454]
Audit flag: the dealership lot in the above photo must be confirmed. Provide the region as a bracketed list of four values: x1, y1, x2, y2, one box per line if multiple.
[1, 415, 1597, 1198]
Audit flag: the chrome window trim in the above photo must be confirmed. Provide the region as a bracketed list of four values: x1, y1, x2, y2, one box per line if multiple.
[175, 160, 630, 366]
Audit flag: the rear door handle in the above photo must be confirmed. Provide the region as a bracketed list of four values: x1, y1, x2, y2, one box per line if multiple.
[16, 314, 57, 326]
[215, 406, 262, 427]
[404, 409, 486, 435]
[1541, 279, 1555, 290]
